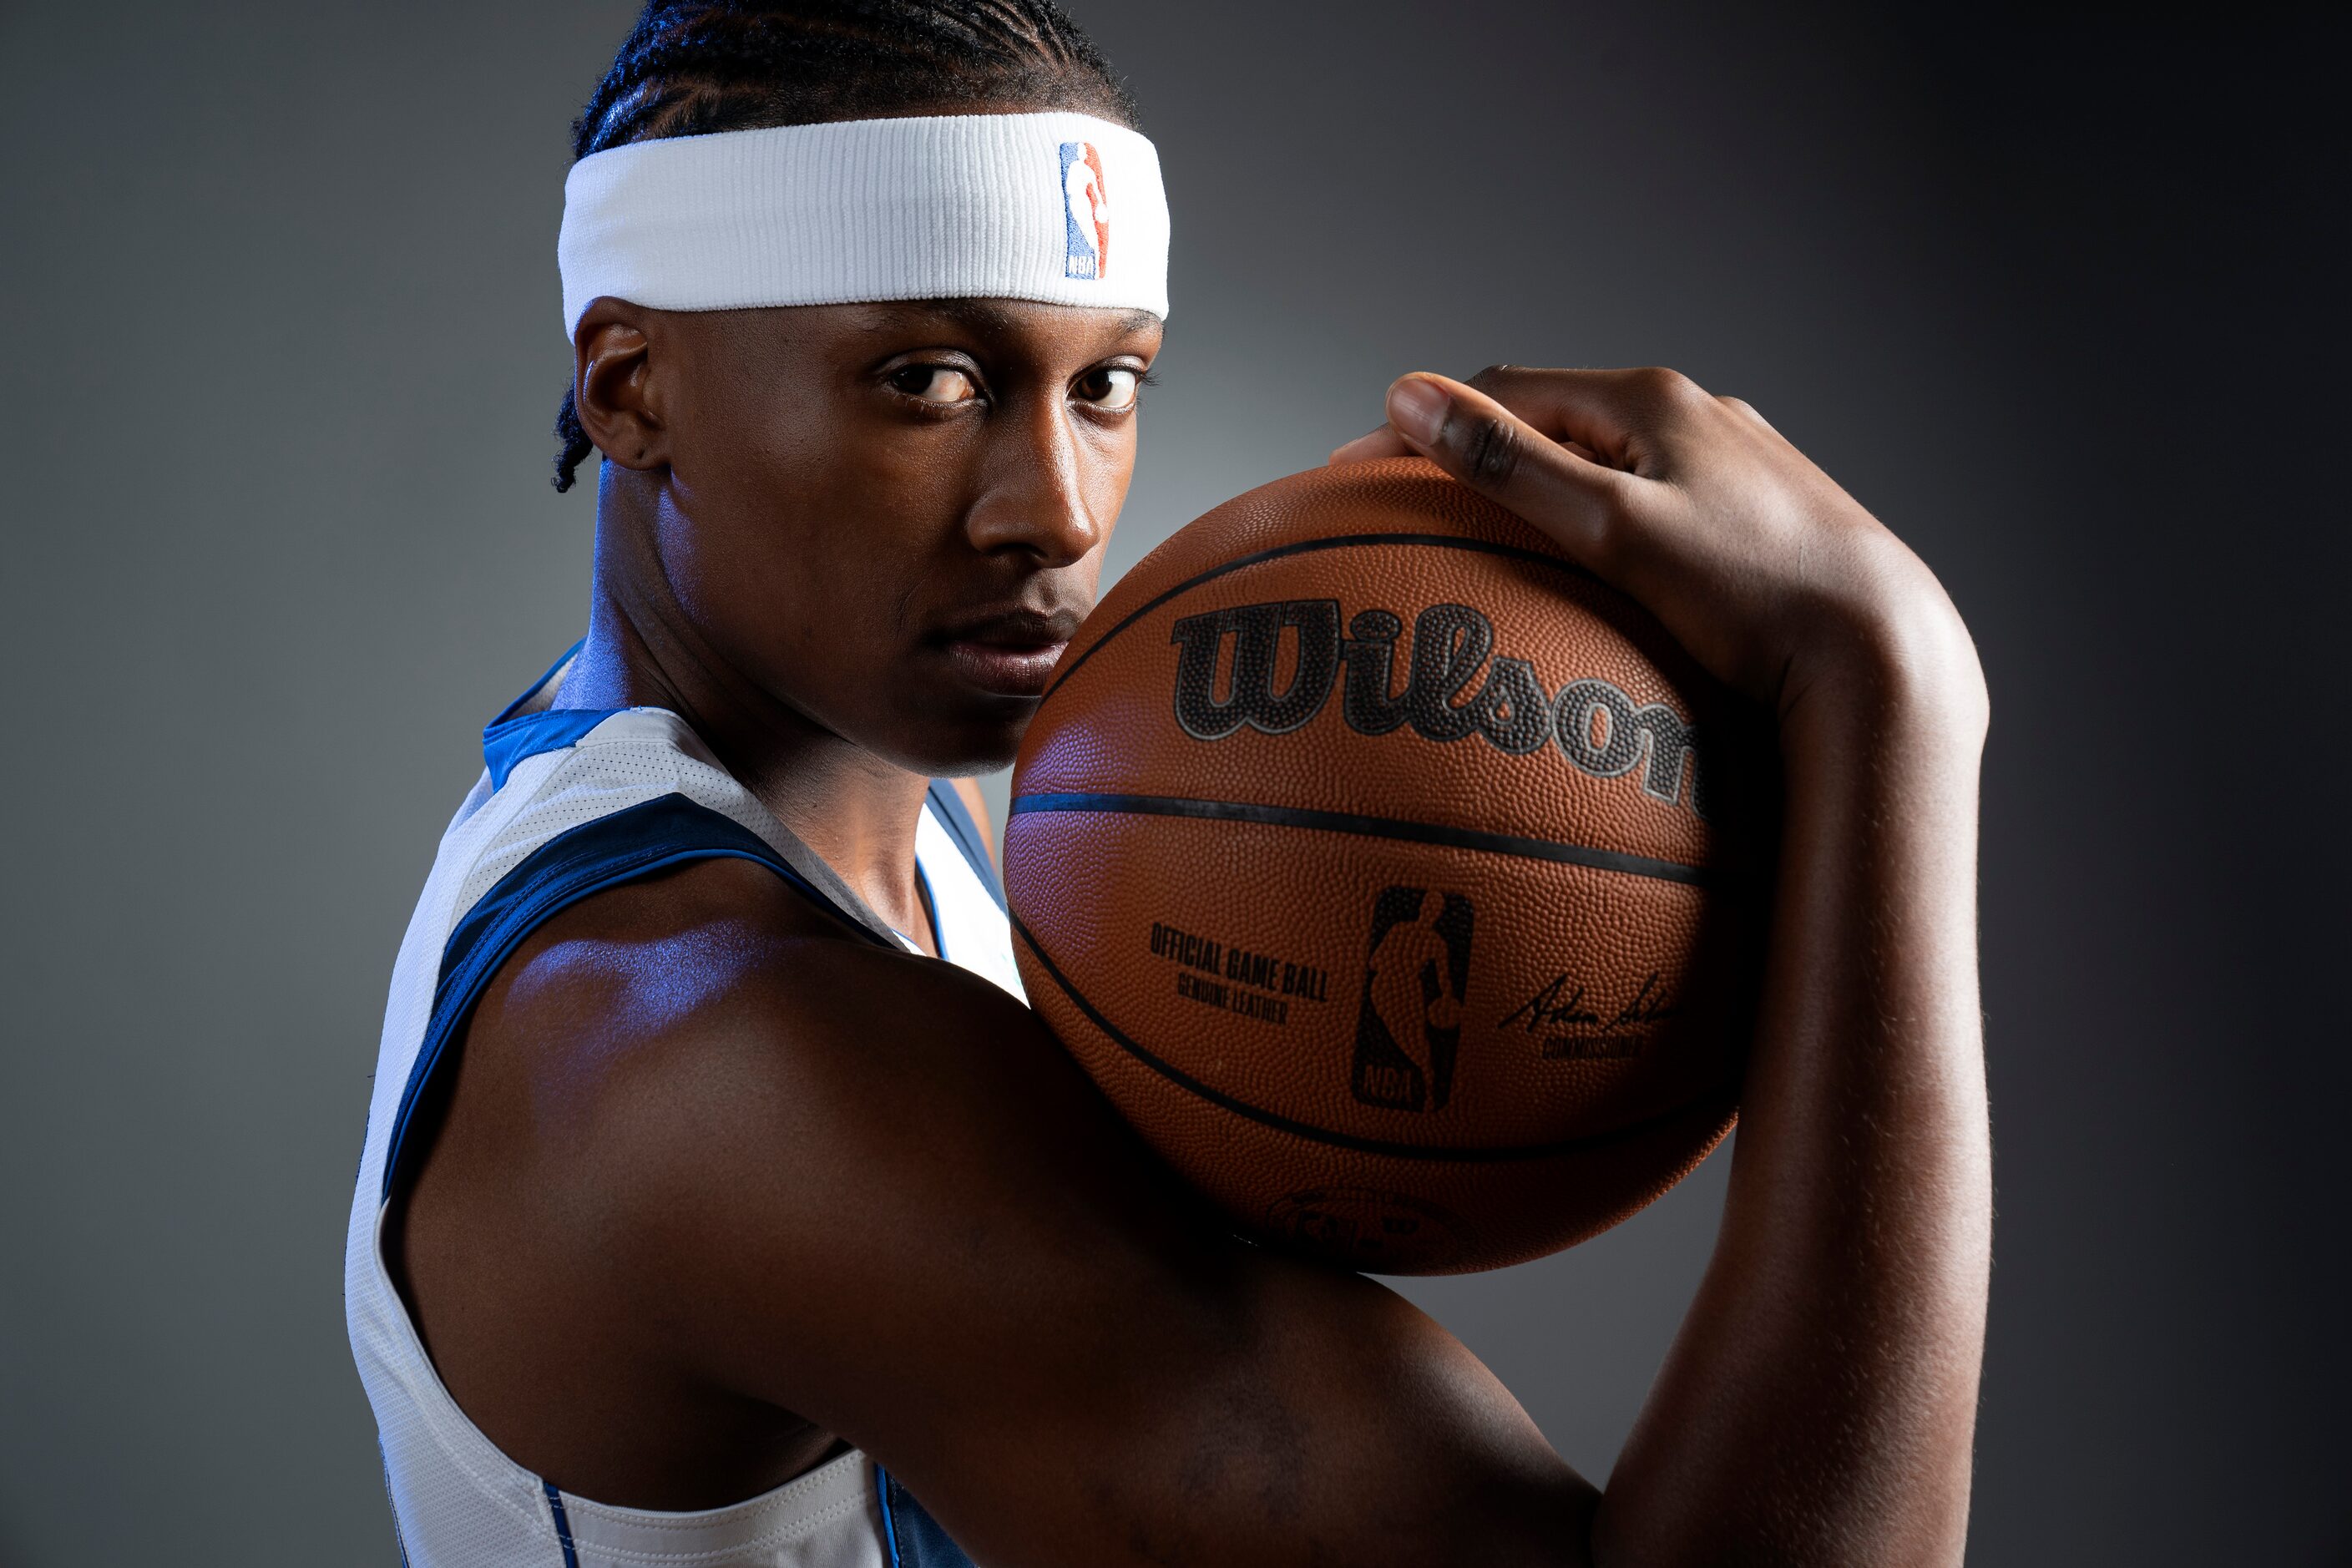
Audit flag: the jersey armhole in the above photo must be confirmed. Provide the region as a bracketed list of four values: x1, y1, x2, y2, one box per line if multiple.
[380, 792, 889, 1201]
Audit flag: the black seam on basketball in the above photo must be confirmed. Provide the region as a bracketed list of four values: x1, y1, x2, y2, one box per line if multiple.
[1045, 532, 1592, 699]
[1009, 913, 1735, 1162]
[1009, 792, 1709, 887]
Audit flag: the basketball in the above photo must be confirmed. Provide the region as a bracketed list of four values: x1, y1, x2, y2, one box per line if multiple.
[1005, 458, 1763, 1273]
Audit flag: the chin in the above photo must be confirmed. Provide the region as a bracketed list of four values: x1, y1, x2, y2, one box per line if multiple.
[873, 694, 1036, 778]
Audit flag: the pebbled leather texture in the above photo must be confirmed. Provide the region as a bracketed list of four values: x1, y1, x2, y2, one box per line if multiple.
[1008, 459, 1763, 1273]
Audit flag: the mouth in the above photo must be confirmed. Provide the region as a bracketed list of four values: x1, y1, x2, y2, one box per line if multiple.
[933, 604, 1085, 700]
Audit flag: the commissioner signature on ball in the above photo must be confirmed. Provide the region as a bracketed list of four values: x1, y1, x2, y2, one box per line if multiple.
[1502, 971, 1679, 1033]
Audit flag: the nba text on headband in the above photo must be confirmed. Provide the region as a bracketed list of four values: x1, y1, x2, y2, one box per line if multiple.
[557, 111, 1171, 336]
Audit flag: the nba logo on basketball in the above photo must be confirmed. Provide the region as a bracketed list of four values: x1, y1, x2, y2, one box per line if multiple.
[1060, 140, 1110, 280]
[1351, 887, 1476, 1112]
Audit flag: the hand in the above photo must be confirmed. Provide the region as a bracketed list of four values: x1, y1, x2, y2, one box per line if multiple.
[1333, 371, 1993, 1565]
[1331, 367, 1986, 744]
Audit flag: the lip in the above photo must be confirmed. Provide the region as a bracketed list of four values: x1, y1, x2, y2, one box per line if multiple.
[940, 638, 1070, 698]
[932, 604, 1085, 700]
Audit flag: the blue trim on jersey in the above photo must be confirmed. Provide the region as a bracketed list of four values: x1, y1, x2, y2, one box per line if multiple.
[481, 640, 618, 791]
[483, 707, 622, 792]
[381, 792, 889, 1200]
[541, 1479, 581, 1568]
[876, 1465, 979, 1568]
[924, 781, 1005, 912]
[493, 640, 587, 726]
[876, 1464, 906, 1568]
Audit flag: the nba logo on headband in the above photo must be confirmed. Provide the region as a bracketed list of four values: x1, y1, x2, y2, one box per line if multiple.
[1060, 140, 1110, 281]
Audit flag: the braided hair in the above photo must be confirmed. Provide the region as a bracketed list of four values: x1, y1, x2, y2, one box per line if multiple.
[550, 0, 1138, 491]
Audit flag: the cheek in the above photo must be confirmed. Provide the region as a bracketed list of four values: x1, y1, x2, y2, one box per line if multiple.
[660, 441, 943, 680]
[1084, 420, 1141, 530]
[660, 456, 808, 604]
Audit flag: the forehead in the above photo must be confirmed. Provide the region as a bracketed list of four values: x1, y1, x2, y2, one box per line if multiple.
[850, 298, 1161, 352]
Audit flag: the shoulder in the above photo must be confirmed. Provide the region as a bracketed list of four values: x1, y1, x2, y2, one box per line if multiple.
[461, 852, 1088, 1220]
[398, 848, 1078, 1390]
[472, 854, 1035, 1136]
[395, 850, 1066, 1497]
[439, 851, 1188, 1380]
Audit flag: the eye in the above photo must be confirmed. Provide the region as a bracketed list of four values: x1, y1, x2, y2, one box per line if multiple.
[1073, 366, 1141, 412]
[889, 365, 981, 405]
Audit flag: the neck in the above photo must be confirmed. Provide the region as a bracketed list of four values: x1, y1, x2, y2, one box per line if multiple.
[555, 471, 936, 951]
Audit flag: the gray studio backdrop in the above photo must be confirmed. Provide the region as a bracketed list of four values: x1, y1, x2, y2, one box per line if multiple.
[3, 3, 2344, 1564]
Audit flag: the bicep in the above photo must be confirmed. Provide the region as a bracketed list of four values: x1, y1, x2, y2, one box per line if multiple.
[616, 944, 1596, 1568]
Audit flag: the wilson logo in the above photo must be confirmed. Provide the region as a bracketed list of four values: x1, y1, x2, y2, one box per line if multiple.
[1167, 599, 1710, 819]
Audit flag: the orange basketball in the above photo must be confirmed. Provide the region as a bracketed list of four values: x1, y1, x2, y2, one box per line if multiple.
[1005, 458, 1763, 1273]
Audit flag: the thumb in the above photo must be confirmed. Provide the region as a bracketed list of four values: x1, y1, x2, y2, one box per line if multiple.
[1383, 374, 1630, 567]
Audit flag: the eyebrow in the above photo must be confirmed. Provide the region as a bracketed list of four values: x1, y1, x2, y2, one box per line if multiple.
[861, 299, 1160, 338]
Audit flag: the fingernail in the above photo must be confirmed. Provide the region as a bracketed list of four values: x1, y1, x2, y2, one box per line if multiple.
[1387, 377, 1449, 448]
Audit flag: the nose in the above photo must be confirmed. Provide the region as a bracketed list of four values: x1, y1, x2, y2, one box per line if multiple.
[962, 387, 1109, 568]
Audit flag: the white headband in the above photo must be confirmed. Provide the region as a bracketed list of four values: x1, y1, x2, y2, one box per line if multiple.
[558, 110, 1170, 338]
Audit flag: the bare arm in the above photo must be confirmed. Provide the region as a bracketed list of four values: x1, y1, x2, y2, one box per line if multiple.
[1603, 641, 1988, 1561]
[599, 915, 1596, 1566]
[1339, 367, 1991, 1562]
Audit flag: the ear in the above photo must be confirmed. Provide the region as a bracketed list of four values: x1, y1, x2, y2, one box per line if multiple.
[570, 299, 669, 472]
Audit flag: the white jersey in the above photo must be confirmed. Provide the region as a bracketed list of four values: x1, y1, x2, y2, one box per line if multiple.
[345, 647, 1011, 1567]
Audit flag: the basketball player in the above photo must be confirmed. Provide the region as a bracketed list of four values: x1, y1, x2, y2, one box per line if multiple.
[346, 4, 1992, 1564]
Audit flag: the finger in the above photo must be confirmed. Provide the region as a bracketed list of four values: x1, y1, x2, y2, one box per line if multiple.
[1383, 373, 1637, 566]
[1336, 364, 1665, 470]
[1459, 363, 1718, 475]
[1333, 424, 1603, 468]
[1328, 425, 1414, 465]
[1717, 393, 1778, 436]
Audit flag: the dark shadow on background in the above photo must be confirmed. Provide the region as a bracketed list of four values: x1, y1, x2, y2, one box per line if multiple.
[1892, 14, 2350, 1560]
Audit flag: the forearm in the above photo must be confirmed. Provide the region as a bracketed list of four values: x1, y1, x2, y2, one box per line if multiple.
[1597, 650, 1992, 1565]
